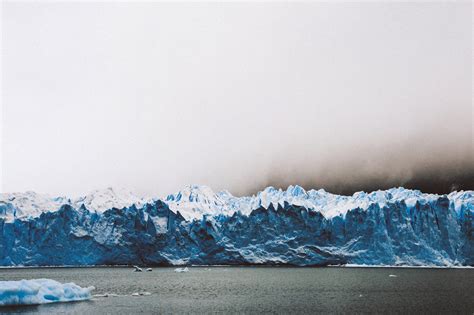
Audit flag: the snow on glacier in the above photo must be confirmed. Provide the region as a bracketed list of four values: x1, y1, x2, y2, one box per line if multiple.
[1, 185, 471, 222]
[0, 187, 151, 221]
[219, 185, 466, 219]
[73, 187, 152, 213]
[0, 279, 94, 306]
[165, 185, 238, 220]
[0, 191, 70, 222]
[164, 185, 472, 221]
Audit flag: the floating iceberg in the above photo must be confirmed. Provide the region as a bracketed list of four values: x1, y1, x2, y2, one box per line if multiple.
[0, 279, 94, 306]
[174, 267, 189, 273]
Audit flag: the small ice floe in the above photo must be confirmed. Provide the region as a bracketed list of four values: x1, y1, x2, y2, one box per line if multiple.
[174, 267, 189, 273]
[359, 294, 363, 298]
[131, 292, 151, 297]
[93, 293, 119, 298]
[146, 268, 153, 272]
[388, 274, 398, 278]
[0, 279, 94, 306]
[133, 266, 143, 272]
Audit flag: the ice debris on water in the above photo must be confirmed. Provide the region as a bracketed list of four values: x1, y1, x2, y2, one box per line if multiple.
[174, 267, 189, 273]
[93, 293, 119, 298]
[0, 279, 94, 306]
[131, 292, 151, 296]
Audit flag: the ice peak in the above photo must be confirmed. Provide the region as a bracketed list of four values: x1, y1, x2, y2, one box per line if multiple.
[287, 185, 306, 196]
[164, 185, 230, 220]
[74, 187, 150, 212]
[166, 185, 219, 203]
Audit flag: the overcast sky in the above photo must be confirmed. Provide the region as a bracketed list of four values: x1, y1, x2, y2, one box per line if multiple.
[1, 1, 472, 197]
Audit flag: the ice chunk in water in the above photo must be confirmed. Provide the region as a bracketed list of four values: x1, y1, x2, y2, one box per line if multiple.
[0, 279, 94, 306]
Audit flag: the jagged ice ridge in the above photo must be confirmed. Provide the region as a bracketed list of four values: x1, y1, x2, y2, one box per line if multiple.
[0, 185, 472, 267]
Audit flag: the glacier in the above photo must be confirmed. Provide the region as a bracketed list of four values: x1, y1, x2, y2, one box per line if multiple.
[0, 279, 94, 306]
[0, 185, 473, 267]
[0, 187, 151, 222]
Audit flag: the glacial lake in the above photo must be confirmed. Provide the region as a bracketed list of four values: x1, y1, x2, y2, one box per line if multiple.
[0, 266, 473, 314]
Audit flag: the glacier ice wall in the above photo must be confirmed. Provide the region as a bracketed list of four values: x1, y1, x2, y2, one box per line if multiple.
[0, 186, 472, 266]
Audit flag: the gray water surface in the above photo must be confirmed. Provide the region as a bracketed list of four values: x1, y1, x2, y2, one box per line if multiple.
[0, 267, 473, 314]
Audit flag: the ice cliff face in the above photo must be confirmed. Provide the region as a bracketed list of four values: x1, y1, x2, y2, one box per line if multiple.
[0, 186, 472, 266]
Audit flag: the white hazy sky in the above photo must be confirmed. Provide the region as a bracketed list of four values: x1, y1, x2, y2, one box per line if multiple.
[1, 1, 472, 197]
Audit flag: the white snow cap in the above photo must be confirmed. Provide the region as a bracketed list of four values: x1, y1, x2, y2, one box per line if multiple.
[0, 187, 151, 221]
[0, 191, 71, 221]
[165, 185, 231, 220]
[165, 185, 473, 220]
[73, 187, 151, 213]
[1, 185, 472, 221]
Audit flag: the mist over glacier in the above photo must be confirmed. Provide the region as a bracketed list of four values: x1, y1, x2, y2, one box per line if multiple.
[0, 186, 472, 267]
[2, 2, 472, 198]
